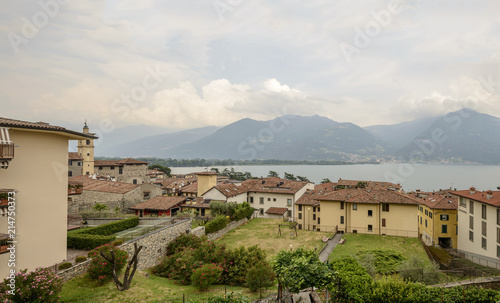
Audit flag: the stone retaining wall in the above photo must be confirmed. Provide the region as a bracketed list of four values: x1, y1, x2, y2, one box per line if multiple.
[58, 259, 91, 281]
[207, 218, 248, 240]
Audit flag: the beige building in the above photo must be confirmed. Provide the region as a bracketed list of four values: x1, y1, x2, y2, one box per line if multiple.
[417, 194, 458, 249]
[77, 122, 95, 175]
[94, 158, 149, 184]
[68, 175, 162, 213]
[202, 183, 248, 204]
[452, 188, 500, 268]
[68, 152, 83, 177]
[0, 118, 96, 278]
[302, 188, 419, 237]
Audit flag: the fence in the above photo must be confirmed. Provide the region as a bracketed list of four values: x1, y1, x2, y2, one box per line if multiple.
[117, 219, 181, 243]
[446, 249, 500, 271]
[298, 224, 418, 238]
[162, 285, 275, 303]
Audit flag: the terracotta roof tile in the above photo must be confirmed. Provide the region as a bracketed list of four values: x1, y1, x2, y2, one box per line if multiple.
[68, 152, 83, 160]
[451, 190, 500, 207]
[180, 197, 211, 209]
[130, 195, 186, 210]
[295, 190, 321, 206]
[210, 183, 247, 198]
[244, 177, 310, 195]
[194, 171, 219, 176]
[265, 207, 288, 215]
[320, 188, 420, 205]
[0, 117, 96, 139]
[69, 175, 139, 194]
[419, 194, 458, 210]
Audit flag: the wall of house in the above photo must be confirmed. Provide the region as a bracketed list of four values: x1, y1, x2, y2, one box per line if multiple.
[318, 200, 345, 233]
[380, 204, 418, 237]
[432, 209, 458, 249]
[68, 161, 83, 177]
[197, 174, 217, 197]
[296, 205, 321, 231]
[458, 198, 499, 263]
[95, 164, 148, 184]
[248, 192, 294, 218]
[347, 203, 380, 235]
[227, 193, 248, 204]
[202, 188, 227, 201]
[0, 129, 70, 278]
[419, 205, 434, 246]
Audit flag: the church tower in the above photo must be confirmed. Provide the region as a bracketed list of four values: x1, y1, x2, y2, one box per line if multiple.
[77, 121, 95, 175]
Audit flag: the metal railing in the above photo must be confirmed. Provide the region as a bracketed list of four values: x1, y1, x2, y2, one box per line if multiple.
[0, 143, 14, 160]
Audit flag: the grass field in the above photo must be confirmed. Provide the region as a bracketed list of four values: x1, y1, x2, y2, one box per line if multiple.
[216, 218, 334, 259]
[328, 233, 432, 267]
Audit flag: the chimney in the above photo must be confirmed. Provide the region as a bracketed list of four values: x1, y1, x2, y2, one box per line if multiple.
[487, 190, 493, 200]
[470, 187, 476, 195]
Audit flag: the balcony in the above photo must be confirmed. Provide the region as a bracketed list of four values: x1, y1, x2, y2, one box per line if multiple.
[0, 142, 14, 160]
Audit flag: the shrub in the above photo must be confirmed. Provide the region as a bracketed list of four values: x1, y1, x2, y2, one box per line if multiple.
[205, 215, 228, 234]
[58, 262, 73, 270]
[223, 245, 267, 285]
[112, 239, 124, 246]
[356, 249, 405, 273]
[233, 203, 254, 221]
[246, 261, 275, 292]
[191, 264, 223, 291]
[0, 267, 63, 303]
[397, 255, 440, 285]
[67, 234, 116, 250]
[329, 256, 373, 303]
[166, 233, 207, 256]
[75, 256, 87, 264]
[206, 292, 249, 303]
[67, 217, 138, 249]
[87, 244, 128, 285]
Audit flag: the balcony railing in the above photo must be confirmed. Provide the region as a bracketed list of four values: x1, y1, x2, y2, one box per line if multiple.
[0, 143, 14, 160]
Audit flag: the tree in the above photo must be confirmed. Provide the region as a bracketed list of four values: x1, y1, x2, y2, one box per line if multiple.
[283, 172, 297, 181]
[100, 242, 143, 291]
[321, 178, 332, 184]
[210, 167, 220, 173]
[268, 171, 279, 177]
[272, 248, 335, 294]
[148, 164, 171, 177]
[246, 261, 275, 297]
[296, 176, 309, 182]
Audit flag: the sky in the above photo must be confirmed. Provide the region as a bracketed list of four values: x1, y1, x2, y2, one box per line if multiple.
[2, 0, 500, 134]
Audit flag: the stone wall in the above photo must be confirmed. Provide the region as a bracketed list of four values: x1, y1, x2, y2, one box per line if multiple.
[120, 219, 191, 270]
[58, 259, 91, 281]
[207, 218, 248, 241]
[191, 226, 205, 237]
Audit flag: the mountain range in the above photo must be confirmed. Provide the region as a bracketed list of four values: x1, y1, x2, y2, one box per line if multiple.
[94, 109, 500, 164]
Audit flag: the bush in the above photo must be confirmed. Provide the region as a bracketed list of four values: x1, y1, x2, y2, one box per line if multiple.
[0, 267, 63, 303]
[166, 233, 207, 256]
[58, 262, 73, 270]
[112, 239, 124, 246]
[206, 292, 250, 303]
[67, 217, 139, 249]
[329, 256, 373, 302]
[223, 245, 267, 285]
[205, 215, 228, 234]
[75, 256, 87, 264]
[356, 249, 405, 273]
[233, 203, 254, 221]
[246, 261, 275, 292]
[87, 244, 128, 285]
[397, 255, 440, 285]
[191, 264, 223, 291]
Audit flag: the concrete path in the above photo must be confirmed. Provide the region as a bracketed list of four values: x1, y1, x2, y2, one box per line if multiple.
[319, 233, 343, 262]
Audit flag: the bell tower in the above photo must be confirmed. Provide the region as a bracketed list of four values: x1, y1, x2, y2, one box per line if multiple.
[77, 121, 95, 175]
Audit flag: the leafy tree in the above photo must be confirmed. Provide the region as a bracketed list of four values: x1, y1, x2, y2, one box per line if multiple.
[210, 167, 220, 173]
[246, 261, 275, 293]
[273, 248, 335, 293]
[329, 256, 373, 303]
[296, 176, 309, 182]
[268, 171, 279, 177]
[283, 172, 297, 181]
[148, 164, 171, 177]
[321, 178, 332, 184]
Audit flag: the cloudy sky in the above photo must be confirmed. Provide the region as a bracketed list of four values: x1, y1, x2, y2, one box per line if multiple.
[2, 0, 500, 133]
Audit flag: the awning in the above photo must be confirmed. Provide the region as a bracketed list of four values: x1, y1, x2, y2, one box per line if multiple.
[0, 127, 13, 169]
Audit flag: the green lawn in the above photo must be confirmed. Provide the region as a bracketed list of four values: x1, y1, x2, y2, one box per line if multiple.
[216, 218, 334, 259]
[328, 233, 432, 267]
[60, 271, 274, 303]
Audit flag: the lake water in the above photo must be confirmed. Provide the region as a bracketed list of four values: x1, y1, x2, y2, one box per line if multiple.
[170, 163, 500, 192]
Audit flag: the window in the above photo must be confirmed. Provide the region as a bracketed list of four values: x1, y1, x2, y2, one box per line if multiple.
[482, 205, 487, 220]
[110, 166, 115, 170]
[340, 202, 344, 209]
[420, 217, 422, 224]
[497, 209, 500, 225]
[313, 207, 317, 213]
[482, 221, 487, 237]
[99, 166, 103, 170]
[298, 213, 302, 219]
[260, 197, 264, 205]
[259, 208, 264, 215]
[313, 214, 316, 220]
[482, 237, 487, 250]
[68, 171, 73, 177]
[420, 206, 423, 212]
[87, 153, 89, 156]
[470, 201, 474, 214]
[469, 231, 474, 242]
[273, 198, 276, 202]
[441, 225, 448, 234]
[368, 210, 373, 217]
[318, 217, 320, 224]
[119, 168, 123, 174]
[287, 199, 292, 206]
[368, 225, 373, 232]
[340, 216, 344, 224]
[298, 224, 302, 229]
[249, 197, 254, 204]
[313, 225, 316, 230]
[429, 213, 433, 219]
[78, 162, 82, 166]
[298, 205, 302, 211]
[382, 218, 386, 227]
[287, 210, 291, 217]
[317, 207, 320, 212]
[268, 198, 271, 201]
[470, 216, 474, 230]
[497, 246, 500, 258]
[425, 209, 428, 216]
[353, 203, 357, 210]
[497, 228, 500, 244]
[440, 214, 449, 221]
[382, 204, 390, 212]
[460, 197, 466, 207]
[69, 160, 73, 165]
[425, 219, 427, 227]
[133, 179, 137, 184]
[456, 225, 458, 235]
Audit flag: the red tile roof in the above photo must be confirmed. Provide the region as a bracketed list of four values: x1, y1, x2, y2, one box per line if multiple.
[265, 207, 288, 215]
[451, 190, 500, 207]
[320, 188, 420, 205]
[68, 152, 83, 160]
[69, 175, 139, 194]
[419, 194, 458, 210]
[0, 117, 97, 139]
[337, 178, 402, 191]
[210, 183, 247, 198]
[244, 177, 310, 195]
[295, 190, 321, 206]
[180, 197, 211, 209]
[130, 195, 187, 210]
[179, 181, 198, 194]
[116, 158, 148, 165]
[94, 158, 147, 167]
[194, 171, 218, 176]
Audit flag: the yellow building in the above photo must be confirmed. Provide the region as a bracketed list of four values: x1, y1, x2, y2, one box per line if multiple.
[77, 122, 95, 176]
[0, 117, 96, 278]
[297, 188, 420, 237]
[417, 194, 458, 249]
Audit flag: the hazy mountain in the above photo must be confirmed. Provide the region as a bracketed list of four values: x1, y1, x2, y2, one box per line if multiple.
[395, 109, 500, 164]
[166, 115, 389, 160]
[97, 126, 219, 157]
[365, 116, 439, 148]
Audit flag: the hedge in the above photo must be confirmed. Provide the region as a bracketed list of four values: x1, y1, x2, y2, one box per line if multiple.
[67, 217, 139, 249]
[205, 215, 228, 234]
